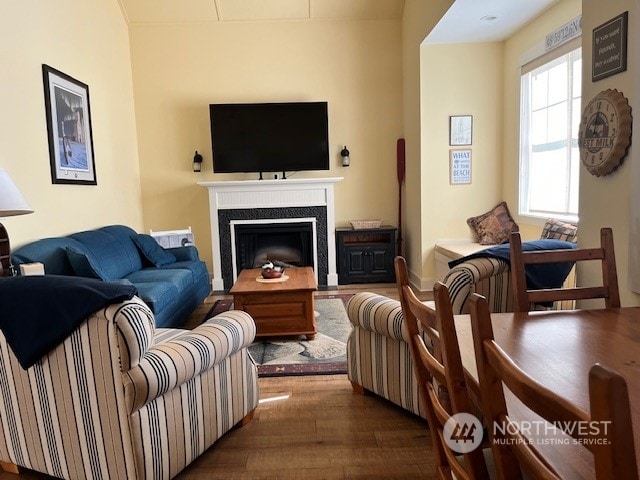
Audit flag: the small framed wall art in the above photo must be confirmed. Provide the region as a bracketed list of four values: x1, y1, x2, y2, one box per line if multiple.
[592, 11, 628, 82]
[42, 64, 97, 185]
[449, 115, 473, 146]
[450, 149, 472, 184]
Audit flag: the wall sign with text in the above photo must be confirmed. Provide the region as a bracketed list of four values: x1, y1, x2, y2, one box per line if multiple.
[449, 149, 472, 185]
[592, 11, 628, 82]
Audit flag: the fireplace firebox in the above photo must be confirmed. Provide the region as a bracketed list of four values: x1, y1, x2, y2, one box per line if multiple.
[234, 222, 314, 272]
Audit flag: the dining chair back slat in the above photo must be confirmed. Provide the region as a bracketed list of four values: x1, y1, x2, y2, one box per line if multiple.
[469, 293, 638, 480]
[394, 256, 490, 480]
[510, 227, 620, 312]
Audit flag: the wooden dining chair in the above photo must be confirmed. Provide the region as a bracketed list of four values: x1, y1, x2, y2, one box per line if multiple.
[510, 227, 620, 312]
[394, 256, 491, 480]
[469, 293, 638, 480]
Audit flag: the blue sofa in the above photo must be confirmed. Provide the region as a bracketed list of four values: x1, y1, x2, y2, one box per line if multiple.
[11, 225, 210, 328]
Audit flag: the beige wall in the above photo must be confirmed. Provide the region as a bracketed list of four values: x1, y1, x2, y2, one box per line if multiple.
[129, 19, 403, 274]
[0, 0, 143, 247]
[581, 0, 639, 306]
[417, 42, 504, 286]
[401, 0, 454, 286]
[10, 1, 630, 299]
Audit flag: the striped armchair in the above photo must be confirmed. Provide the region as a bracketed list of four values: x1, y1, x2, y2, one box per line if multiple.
[0, 296, 258, 479]
[444, 256, 576, 314]
[347, 255, 576, 419]
[346, 292, 427, 419]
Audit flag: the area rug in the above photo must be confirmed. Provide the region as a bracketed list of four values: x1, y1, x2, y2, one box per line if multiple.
[204, 294, 353, 377]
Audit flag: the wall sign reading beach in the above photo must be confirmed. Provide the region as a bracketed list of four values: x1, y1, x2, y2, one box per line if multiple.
[42, 65, 97, 185]
[449, 149, 472, 185]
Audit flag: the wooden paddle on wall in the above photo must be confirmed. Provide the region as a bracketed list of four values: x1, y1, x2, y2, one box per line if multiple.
[396, 138, 405, 256]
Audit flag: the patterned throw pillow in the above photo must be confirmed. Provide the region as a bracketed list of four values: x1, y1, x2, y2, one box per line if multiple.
[540, 218, 578, 243]
[467, 202, 519, 245]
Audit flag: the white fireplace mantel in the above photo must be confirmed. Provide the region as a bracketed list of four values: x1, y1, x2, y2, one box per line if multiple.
[199, 177, 343, 290]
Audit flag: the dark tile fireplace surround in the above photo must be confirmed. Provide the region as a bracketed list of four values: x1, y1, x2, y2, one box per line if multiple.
[218, 207, 328, 290]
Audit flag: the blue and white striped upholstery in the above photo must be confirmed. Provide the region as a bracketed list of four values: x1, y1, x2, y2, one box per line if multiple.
[444, 257, 513, 314]
[347, 256, 577, 420]
[347, 293, 427, 419]
[444, 256, 576, 313]
[0, 296, 258, 479]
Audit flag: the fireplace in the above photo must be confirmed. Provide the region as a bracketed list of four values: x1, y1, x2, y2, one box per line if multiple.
[199, 177, 343, 291]
[219, 207, 326, 289]
[232, 220, 315, 276]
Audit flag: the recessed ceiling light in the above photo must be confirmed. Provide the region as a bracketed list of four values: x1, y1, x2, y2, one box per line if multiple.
[481, 15, 498, 22]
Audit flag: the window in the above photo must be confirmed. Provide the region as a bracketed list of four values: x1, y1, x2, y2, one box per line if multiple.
[519, 46, 581, 222]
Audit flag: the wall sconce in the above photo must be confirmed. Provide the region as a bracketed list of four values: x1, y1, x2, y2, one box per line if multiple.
[340, 146, 350, 167]
[193, 151, 203, 172]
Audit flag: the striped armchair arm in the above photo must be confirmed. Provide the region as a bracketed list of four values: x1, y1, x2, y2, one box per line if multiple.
[124, 310, 256, 412]
[347, 292, 408, 343]
[443, 257, 512, 314]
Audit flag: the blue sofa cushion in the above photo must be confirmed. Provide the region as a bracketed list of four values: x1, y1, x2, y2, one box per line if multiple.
[167, 246, 200, 262]
[66, 247, 108, 280]
[126, 268, 193, 292]
[133, 234, 176, 267]
[160, 260, 208, 283]
[98, 225, 145, 271]
[132, 282, 178, 314]
[70, 229, 140, 281]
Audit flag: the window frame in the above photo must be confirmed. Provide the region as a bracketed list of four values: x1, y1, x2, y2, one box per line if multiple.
[518, 42, 582, 224]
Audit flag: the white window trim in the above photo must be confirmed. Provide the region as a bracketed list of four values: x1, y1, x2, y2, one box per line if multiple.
[518, 42, 581, 224]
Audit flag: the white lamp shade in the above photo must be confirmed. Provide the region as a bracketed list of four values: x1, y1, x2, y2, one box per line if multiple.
[0, 169, 33, 217]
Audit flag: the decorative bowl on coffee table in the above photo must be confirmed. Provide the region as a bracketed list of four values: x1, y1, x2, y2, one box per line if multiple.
[261, 268, 283, 279]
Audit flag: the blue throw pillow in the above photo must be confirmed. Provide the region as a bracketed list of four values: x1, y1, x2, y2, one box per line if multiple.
[133, 234, 176, 267]
[66, 247, 108, 281]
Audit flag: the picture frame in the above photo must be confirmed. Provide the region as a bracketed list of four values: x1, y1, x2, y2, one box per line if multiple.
[449, 115, 473, 146]
[449, 149, 472, 185]
[42, 65, 97, 185]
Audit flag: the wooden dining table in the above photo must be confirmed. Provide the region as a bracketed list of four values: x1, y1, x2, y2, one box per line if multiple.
[454, 306, 640, 479]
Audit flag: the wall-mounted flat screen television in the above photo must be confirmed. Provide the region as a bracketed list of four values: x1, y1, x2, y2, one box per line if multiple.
[209, 101, 329, 175]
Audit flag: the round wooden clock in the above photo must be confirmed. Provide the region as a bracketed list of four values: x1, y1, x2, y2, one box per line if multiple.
[578, 89, 632, 177]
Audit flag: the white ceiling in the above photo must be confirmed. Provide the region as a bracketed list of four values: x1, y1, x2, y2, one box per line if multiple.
[427, 0, 560, 44]
[119, 0, 561, 44]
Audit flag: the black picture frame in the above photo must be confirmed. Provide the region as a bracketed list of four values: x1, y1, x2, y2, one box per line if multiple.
[592, 12, 628, 82]
[42, 65, 97, 185]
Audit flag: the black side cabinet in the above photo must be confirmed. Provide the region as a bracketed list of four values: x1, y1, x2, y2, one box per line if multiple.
[336, 226, 397, 284]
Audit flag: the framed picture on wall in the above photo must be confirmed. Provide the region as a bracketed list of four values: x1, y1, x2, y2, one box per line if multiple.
[449, 115, 473, 146]
[42, 65, 97, 185]
[449, 149, 472, 184]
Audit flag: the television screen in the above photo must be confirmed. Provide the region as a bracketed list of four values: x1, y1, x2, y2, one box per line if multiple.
[210, 102, 329, 174]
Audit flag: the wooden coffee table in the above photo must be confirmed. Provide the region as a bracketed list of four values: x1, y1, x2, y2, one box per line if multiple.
[230, 267, 318, 339]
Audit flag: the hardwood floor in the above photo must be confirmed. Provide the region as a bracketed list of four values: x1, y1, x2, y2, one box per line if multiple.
[0, 284, 436, 480]
[177, 375, 434, 479]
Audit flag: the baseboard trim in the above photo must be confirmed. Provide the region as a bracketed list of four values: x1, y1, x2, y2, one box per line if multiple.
[408, 268, 435, 292]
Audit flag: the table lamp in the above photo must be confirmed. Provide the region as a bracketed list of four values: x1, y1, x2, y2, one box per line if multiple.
[0, 169, 34, 277]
